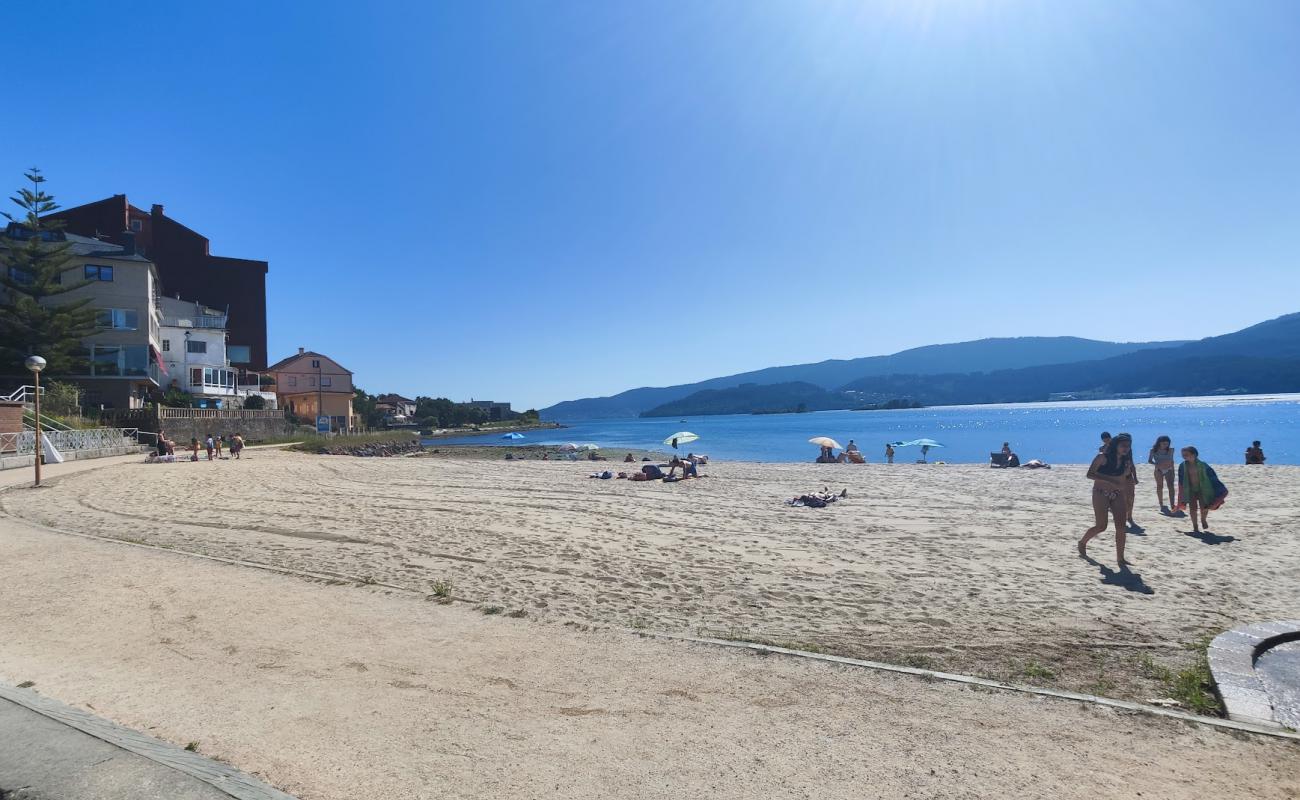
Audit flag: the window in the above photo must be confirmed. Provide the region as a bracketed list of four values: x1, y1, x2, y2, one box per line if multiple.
[96, 309, 139, 330]
[191, 368, 203, 386]
[287, 376, 297, 387]
[321, 376, 332, 387]
[130, 219, 143, 232]
[7, 266, 33, 285]
[90, 345, 152, 377]
[227, 345, 251, 364]
[186, 339, 207, 354]
[92, 346, 121, 376]
[161, 339, 170, 352]
[308, 376, 317, 387]
[84, 264, 114, 281]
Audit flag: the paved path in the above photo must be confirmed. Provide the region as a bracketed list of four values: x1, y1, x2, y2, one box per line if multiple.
[0, 694, 289, 800]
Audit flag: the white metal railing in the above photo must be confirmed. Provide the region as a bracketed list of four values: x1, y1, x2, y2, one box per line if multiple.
[3, 385, 43, 403]
[0, 427, 138, 456]
[162, 314, 227, 329]
[158, 408, 287, 419]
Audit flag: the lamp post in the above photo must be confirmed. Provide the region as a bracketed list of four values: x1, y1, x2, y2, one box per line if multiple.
[25, 355, 46, 487]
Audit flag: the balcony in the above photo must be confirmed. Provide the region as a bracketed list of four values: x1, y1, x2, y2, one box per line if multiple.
[162, 314, 227, 329]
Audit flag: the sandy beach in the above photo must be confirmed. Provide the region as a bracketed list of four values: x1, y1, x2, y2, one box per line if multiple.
[3, 451, 1299, 697]
[1, 451, 1298, 798]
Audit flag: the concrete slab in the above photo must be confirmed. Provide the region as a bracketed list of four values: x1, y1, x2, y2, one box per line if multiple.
[0, 698, 230, 800]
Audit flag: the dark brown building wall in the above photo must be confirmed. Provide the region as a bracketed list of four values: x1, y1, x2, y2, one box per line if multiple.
[49, 196, 270, 370]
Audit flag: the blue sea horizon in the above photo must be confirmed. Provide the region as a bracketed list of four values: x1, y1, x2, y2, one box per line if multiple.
[426, 394, 1300, 466]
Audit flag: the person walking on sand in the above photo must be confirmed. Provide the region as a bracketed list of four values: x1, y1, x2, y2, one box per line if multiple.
[885, 443, 894, 464]
[1124, 442, 1140, 531]
[1148, 435, 1176, 513]
[215, 434, 224, 459]
[189, 437, 200, 462]
[1245, 440, 1266, 465]
[204, 433, 215, 461]
[1078, 432, 1134, 568]
[1177, 445, 1229, 533]
[230, 433, 244, 459]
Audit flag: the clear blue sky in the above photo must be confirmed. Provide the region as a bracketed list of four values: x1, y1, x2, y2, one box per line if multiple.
[4, 1, 1298, 409]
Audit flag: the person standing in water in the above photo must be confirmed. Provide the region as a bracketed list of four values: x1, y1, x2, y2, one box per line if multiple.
[1099, 431, 1112, 453]
[1148, 435, 1176, 512]
[885, 443, 895, 464]
[1078, 432, 1134, 567]
[1177, 445, 1229, 533]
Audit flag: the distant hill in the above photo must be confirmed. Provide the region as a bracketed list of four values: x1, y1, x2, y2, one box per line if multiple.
[840, 313, 1300, 405]
[641, 382, 848, 418]
[541, 336, 1184, 420]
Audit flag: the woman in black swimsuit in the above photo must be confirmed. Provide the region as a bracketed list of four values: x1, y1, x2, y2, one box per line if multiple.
[1078, 432, 1134, 568]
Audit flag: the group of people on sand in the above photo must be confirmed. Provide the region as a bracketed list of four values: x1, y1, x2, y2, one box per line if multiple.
[593, 454, 707, 483]
[815, 440, 889, 464]
[151, 430, 244, 463]
[1078, 431, 1231, 567]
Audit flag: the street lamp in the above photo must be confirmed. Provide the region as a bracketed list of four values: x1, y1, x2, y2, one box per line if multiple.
[24, 355, 46, 487]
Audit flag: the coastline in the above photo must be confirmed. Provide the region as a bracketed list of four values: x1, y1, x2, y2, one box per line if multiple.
[419, 421, 565, 440]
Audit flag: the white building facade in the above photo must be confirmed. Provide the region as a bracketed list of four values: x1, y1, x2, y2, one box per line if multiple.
[158, 296, 275, 409]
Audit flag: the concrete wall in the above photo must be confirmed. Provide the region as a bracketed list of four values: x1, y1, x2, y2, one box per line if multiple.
[155, 409, 295, 444]
[0, 401, 21, 454]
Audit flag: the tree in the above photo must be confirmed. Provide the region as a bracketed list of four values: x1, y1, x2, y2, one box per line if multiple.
[242, 394, 266, 410]
[161, 385, 195, 408]
[0, 169, 99, 374]
[353, 387, 386, 429]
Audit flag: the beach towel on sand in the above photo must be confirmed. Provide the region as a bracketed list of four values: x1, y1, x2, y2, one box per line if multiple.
[1176, 461, 1228, 511]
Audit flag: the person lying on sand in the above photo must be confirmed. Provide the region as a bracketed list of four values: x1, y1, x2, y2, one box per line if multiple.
[624, 453, 635, 462]
[786, 488, 848, 508]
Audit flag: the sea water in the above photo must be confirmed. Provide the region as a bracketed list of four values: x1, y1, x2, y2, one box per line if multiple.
[426, 394, 1300, 465]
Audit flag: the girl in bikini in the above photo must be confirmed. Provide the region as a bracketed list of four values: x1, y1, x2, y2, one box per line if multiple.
[1078, 432, 1134, 567]
[1148, 435, 1176, 512]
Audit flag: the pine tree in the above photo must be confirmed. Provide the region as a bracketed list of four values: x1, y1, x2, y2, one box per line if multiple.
[0, 169, 99, 374]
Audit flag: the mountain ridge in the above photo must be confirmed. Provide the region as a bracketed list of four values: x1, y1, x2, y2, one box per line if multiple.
[542, 335, 1186, 420]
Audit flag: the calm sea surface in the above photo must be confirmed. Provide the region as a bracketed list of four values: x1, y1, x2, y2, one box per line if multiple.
[427, 394, 1300, 465]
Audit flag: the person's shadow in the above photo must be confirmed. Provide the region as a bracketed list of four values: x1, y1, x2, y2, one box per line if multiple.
[1184, 529, 1236, 545]
[1081, 555, 1155, 595]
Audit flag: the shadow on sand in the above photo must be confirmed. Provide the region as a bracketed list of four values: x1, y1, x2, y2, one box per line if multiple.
[1081, 555, 1155, 595]
[1184, 529, 1236, 545]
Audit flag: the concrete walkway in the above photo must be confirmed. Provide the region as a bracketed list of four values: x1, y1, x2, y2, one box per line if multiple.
[0, 692, 291, 800]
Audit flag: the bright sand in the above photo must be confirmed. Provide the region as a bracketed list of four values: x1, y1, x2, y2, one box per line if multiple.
[0, 451, 1297, 798]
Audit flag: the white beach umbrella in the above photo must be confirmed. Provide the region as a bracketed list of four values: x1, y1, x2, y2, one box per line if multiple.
[578, 443, 600, 451]
[558, 443, 579, 451]
[663, 431, 699, 449]
[808, 436, 843, 450]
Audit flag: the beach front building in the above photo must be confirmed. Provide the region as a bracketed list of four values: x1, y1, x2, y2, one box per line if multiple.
[376, 393, 417, 423]
[460, 399, 512, 421]
[269, 348, 357, 432]
[158, 296, 276, 409]
[1, 224, 162, 409]
[50, 196, 270, 370]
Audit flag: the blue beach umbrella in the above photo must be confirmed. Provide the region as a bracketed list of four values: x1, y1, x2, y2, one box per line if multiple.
[893, 438, 945, 462]
[501, 432, 525, 440]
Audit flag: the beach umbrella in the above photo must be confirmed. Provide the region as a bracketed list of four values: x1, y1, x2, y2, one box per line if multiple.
[663, 431, 699, 449]
[808, 436, 843, 450]
[893, 438, 945, 462]
[501, 432, 525, 440]
[559, 443, 579, 451]
[578, 443, 600, 451]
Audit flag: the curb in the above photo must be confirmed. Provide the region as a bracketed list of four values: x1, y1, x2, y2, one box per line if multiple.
[636, 631, 1300, 742]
